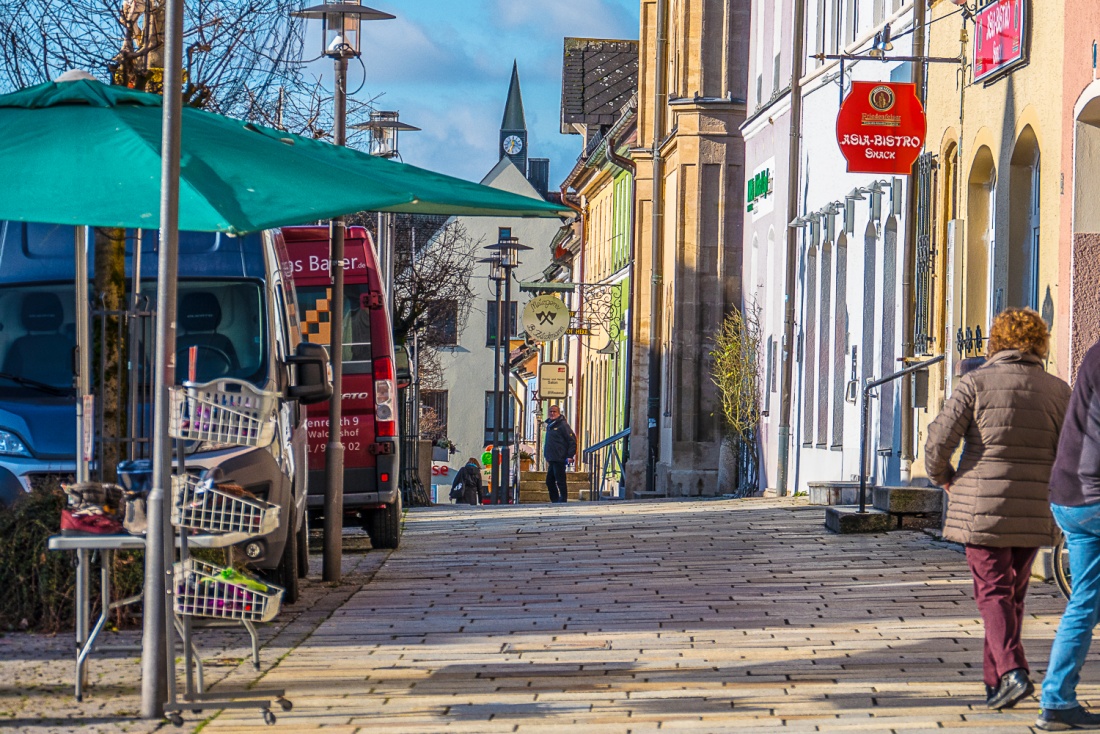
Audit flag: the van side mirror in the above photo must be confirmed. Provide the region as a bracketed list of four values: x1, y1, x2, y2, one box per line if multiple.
[395, 344, 412, 389]
[285, 342, 332, 405]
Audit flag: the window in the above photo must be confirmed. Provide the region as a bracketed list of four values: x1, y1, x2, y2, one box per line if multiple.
[426, 299, 459, 346]
[420, 390, 448, 441]
[486, 300, 518, 347]
[295, 283, 373, 374]
[484, 391, 515, 445]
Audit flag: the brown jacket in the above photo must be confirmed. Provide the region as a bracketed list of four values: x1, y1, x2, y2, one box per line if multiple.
[924, 349, 1070, 547]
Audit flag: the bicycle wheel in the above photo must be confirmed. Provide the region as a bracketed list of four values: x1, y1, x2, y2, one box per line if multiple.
[1053, 537, 1072, 600]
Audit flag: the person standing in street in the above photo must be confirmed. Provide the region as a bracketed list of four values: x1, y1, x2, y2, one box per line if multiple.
[924, 308, 1070, 712]
[543, 405, 576, 503]
[449, 458, 483, 506]
[1037, 335, 1100, 731]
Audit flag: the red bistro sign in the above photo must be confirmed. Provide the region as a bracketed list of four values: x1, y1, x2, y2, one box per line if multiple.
[974, 0, 1027, 83]
[836, 82, 926, 175]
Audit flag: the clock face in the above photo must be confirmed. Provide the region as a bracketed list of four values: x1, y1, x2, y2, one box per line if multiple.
[503, 135, 524, 155]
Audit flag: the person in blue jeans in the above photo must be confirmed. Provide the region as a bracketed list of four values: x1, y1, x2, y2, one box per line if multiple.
[1040, 339, 1100, 730]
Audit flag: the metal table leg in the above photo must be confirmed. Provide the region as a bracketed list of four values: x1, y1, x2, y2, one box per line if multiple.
[73, 548, 89, 701]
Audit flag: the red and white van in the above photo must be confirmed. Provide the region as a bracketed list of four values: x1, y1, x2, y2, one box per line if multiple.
[281, 225, 401, 548]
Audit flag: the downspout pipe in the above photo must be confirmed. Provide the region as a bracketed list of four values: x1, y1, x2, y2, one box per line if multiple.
[558, 184, 585, 454]
[605, 125, 637, 458]
[647, 0, 669, 495]
[776, 0, 808, 497]
[899, 0, 928, 479]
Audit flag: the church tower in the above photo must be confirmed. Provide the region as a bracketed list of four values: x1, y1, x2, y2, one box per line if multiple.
[499, 61, 528, 173]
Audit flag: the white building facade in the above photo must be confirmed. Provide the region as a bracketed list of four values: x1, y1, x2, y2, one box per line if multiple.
[744, 0, 917, 494]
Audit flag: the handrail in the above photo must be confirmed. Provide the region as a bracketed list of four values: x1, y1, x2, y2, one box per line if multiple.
[858, 354, 945, 512]
[582, 427, 631, 457]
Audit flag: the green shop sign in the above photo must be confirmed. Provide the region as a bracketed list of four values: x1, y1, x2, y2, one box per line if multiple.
[746, 168, 773, 212]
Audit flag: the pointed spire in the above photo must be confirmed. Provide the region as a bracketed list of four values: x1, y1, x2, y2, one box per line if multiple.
[501, 61, 526, 131]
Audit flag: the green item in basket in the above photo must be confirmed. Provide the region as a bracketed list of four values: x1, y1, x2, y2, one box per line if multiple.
[200, 566, 269, 593]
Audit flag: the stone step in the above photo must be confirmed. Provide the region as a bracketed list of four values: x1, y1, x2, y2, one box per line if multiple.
[873, 486, 943, 515]
[824, 506, 893, 534]
[519, 471, 591, 482]
[807, 481, 861, 506]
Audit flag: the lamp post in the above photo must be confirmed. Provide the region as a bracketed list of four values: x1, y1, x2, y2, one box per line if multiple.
[485, 236, 531, 503]
[351, 110, 420, 311]
[478, 254, 505, 502]
[291, 0, 393, 582]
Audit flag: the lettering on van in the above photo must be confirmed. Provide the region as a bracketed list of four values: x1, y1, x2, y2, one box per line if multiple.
[288, 256, 365, 274]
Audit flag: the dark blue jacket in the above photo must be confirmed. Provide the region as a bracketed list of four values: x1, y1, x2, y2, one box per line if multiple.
[543, 416, 576, 462]
[1052, 341, 1100, 506]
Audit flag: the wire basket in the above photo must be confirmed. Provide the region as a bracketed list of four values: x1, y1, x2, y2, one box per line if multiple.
[173, 558, 283, 623]
[169, 378, 278, 448]
[171, 474, 281, 535]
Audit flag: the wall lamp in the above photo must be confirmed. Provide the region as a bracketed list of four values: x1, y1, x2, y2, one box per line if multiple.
[789, 216, 808, 229]
[868, 23, 894, 61]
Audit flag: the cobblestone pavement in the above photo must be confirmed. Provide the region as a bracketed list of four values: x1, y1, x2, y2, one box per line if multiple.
[6, 498, 1098, 733]
[0, 529, 390, 734]
[198, 498, 1097, 734]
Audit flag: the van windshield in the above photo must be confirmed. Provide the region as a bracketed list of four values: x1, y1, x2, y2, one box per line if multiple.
[0, 284, 77, 396]
[295, 284, 372, 375]
[161, 280, 268, 385]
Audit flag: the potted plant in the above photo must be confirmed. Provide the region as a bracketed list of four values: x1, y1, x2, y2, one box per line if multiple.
[517, 448, 535, 473]
[432, 438, 456, 463]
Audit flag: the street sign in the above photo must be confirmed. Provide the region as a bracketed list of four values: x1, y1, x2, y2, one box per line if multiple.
[522, 295, 570, 342]
[973, 0, 1027, 83]
[836, 82, 926, 175]
[538, 362, 569, 399]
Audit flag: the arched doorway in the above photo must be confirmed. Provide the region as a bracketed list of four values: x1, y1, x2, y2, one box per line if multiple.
[1008, 126, 1040, 310]
[1071, 93, 1100, 374]
[966, 146, 997, 339]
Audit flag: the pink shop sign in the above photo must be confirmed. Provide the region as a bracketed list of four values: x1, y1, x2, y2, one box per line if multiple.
[973, 0, 1028, 83]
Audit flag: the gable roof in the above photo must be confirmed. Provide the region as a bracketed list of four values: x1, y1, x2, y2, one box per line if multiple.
[561, 38, 639, 134]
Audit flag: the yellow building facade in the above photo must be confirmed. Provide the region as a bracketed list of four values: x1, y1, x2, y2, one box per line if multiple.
[913, 0, 1066, 477]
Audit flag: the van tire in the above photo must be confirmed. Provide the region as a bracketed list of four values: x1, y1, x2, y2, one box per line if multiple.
[297, 507, 309, 578]
[278, 510, 300, 605]
[364, 494, 401, 550]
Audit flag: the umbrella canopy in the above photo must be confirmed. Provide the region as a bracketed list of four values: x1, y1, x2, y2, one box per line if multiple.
[0, 78, 569, 233]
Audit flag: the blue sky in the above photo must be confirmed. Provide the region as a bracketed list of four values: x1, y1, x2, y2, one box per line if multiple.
[326, 0, 640, 185]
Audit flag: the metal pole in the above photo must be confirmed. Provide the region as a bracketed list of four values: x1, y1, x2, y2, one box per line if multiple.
[858, 382, 871, 513]
[75, 227, 91, 483]
[900, 0, 929, 471]
[501, 265, 513, 504]
[323, 55, 348, 583]
[491, 275, 503, 503]
[141, 0, 184, 717]
[381, 212, 395, 312]
[776, 0, 809, 497]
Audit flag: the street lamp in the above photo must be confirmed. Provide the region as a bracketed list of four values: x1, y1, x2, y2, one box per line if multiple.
[291, 0, 392, 583]
[478, 254, 506, 503]
[484, 236, 531, 504]
[351, 111, 420, 311]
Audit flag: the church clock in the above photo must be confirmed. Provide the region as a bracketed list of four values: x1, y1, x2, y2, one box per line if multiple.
[503, 134, 524, 156]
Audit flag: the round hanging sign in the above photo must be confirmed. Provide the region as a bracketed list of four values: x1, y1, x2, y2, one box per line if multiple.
[521, 295, 570, 342]
[836, 81, 926, 175]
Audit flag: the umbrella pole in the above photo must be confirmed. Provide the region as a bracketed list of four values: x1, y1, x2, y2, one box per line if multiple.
[141, 0, 184, 719]
[74, 227, 91, 483]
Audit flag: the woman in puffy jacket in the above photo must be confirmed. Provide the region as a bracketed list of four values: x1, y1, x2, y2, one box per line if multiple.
[925, 307, 1070, 711]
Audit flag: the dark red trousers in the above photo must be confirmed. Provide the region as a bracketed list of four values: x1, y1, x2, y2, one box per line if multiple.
[965, 544, 1039, 687]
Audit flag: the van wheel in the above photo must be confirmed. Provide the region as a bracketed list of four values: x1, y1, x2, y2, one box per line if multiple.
[296, 508, 309, 579]
[277, 510, 300, 604]
[364, 494, 402, 550]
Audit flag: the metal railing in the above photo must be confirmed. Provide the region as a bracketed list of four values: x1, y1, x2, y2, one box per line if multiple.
[581, 427, 630, 502]
[857, 355, 945, 512]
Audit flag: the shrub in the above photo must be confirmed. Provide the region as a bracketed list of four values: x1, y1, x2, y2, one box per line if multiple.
[0, 478, 143, 633]
[710, 303, 763, 497]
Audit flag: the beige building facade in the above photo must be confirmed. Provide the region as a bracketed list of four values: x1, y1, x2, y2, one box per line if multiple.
[625, 0, 750, 496]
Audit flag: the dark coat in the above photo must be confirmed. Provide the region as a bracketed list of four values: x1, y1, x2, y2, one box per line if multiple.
[924, 349, 1070, 547]
[1050, 340, 1100, 507]
[450, 463, 482, 504]
[543, 416, 577, 463]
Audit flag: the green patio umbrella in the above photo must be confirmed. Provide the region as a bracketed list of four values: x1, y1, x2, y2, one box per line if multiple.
[0, 78, 569, 233]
